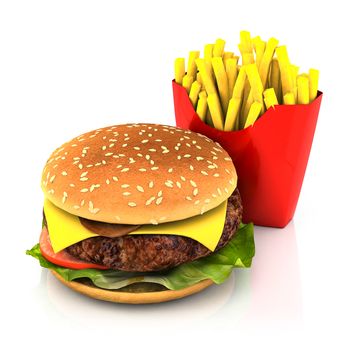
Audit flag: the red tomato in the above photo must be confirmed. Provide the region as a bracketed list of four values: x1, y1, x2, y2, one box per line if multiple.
[39, 226, 108, 270]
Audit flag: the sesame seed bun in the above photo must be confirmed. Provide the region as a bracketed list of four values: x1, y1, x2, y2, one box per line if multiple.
[41, 123, 237, 224]
[51, 270, 213, 304]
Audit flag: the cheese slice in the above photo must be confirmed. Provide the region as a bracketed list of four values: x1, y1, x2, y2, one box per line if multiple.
[44, 198, 228, 254]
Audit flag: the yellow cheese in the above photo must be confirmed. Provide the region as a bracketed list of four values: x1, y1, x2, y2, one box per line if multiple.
[44, 198, 228, 254]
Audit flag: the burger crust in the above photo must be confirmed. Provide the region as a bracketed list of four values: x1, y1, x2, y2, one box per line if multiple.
[41, 123, 237, 225]
[65, 189, 242, 272]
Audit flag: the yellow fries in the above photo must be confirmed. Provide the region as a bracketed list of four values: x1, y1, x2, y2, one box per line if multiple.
[297, 75, 310, 104]
[182, 75, 193, 94]
[196, 95, 208, 121]
[226, 58, 239, 99]
[212, 57, 229, 113]
[276, 46, 294, 96]
[245, 64, 264, 104]
[245, 101, 263, 128]
[213, 38, 226, 57]
[270, 58, 281, 103]
[283, 92, 295, 105]
[187, 51, 200, 78]
[252, 36, 266, 68]
[174, 31, 320, 131]
[189, 81, 202, 107]
[224, 98, 241, 131]
[263, 88, 279, 109]
[207, 93, 224, 130]
[259, 37, 279, 88]
[309, 68, 319, 101]
[174, 58, 185, 84]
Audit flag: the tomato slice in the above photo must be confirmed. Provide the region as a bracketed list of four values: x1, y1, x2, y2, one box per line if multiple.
[39, 226, 108, 270]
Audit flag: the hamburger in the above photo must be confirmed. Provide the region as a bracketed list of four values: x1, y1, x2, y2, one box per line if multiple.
[27, 123, 254, 304]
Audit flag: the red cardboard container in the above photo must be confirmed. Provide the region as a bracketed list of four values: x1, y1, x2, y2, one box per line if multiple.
[173, 81, 322, 227]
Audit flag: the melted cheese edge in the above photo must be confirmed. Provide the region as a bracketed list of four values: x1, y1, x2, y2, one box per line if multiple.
[44, 198, 228, 253]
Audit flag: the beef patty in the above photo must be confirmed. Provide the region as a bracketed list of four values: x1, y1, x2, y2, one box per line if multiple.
[65, 188, 242, 272]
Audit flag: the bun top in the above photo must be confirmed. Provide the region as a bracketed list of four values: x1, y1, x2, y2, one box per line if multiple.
[41, 123, 237, 224]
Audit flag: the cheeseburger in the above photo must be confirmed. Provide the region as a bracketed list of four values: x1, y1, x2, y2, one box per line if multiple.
[27, 123, 254, 304]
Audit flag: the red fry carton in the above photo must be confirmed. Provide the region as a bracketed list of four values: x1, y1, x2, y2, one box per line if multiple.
[172, 81, 323, 228]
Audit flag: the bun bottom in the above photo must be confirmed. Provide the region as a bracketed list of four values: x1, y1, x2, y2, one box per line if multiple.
[51, 270, 213, 304]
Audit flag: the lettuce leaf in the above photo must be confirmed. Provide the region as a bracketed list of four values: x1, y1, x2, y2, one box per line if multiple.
[26, 223, 254, 291]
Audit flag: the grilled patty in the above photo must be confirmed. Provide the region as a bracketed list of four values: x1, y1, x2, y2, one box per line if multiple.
[65, 188, 242, 272]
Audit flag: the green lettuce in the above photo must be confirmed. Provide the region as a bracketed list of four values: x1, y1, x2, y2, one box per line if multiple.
[26, 223, 254, 291]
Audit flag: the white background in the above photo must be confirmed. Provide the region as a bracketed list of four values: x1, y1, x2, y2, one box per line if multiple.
[1, 1, 349, 349]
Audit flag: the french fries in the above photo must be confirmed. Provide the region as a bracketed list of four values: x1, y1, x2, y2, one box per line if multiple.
[174, 31, 320, 131]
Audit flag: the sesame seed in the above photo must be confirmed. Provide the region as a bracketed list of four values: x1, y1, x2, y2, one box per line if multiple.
[86, 164, 93, 168]
[224, 157, 231, 161]
[134, 146, 141, 150]
[225, 169, 231, 174]
[186, 196, 192, 201]
[145, 155, 150, 160]
[73, 160, 79, 165]
[190, 180, 197, 187]
[156, 197, 163, 205]
[213, 173, 220, 177]
[229, 179, 234, 185]
[137, 153, 143, 157]
[128, 202, 137, 207]
[122, 144, 128, 147]
[168, 168, 173, 173]
[80, 200, 85, 206]
[195, 145, 202, 150]
[80, 171, 88, 177]
[165, 182, 173, 188]
[161, 146, 167, 150]
[162, 150, 169, 154]
[176, 181, 181, 188]
[53, 164, 58, 169]
[193, 188, 199, 196]
[112, 176, 119, 182]
[217, 188, 222, 195]
[106, 179, 110, 185]
[90, 207, 100, 214]
[204, 199, 210, 204]
[212, 193, 217, 198]
[151, 167, 159, 170]
[69, 183, 75, 187]
[80, 177, 88, 181]
[208, 165, 216, 169]
[102, 146, 107, 151]
[78, 164, 83, 169]
[149, 148, 156, 152]
[71, 144, 78, 147]
[224, 187, 229, 193]
[123, 192, 131, 196]
[139, 168, 147, 172]
[102, 160, 107, 165]
[129, 158, 136, 164]
[121, 168, 129, 172]
[177, 155, 181, 160]
[121, 184, 130, 188]
[155, 139, 162, 142]
[148, 133, 152, 137]
[146, 196, 155, 205]
[49, 175, 56, 183]
[105, 152, 113, 156]
[116, 165, 123, 169]
[186, 143, 191, 147]
[201, 171, 208, 176]
[149, 181, 154, 188]
[184, 154, 191, 158]
[81, 188, 88, 193]
[174, 146, 179, 151]
[157, 190, 163, 197]
[141, 139, 149, 143]
[48, 189, 54, 194]
[189, 165, 194, 171]
[196, 156, 204, 161]
[213, 156, 218, 160]
[137, 185, 144, 192]
[124, 137, 130, 141]
[180, 176, 186, 181]
[192, 140, 197, 144]
[73, 205, 80, 210]
[159, 216, 167, 221]
[115, 215, 121, 221]
[150, 219, 158, 225]
[194, 200, 200, 205]
[150, 160, 155, 165]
